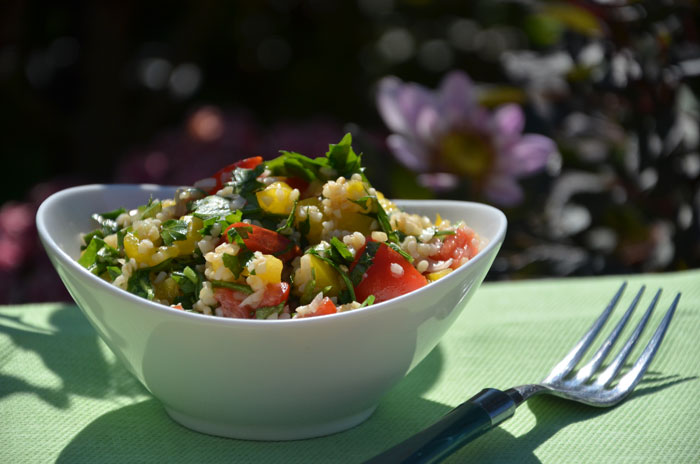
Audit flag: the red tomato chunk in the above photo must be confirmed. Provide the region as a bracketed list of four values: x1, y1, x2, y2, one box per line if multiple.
[214, 282, 290, 319]
[352, 242, 427, 304]
[430, 226, 478, 269]
[223, 223, 300, 262]
[296, 297, 337, 318]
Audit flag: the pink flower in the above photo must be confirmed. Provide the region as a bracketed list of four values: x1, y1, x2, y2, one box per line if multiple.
[376, 71, 556, 206]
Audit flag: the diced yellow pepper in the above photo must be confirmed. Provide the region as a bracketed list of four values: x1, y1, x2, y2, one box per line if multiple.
[335, 212, 375, 236]
[345, 179, 367, 201]
[295, 197, 324, 244]
[256, 181, 296, 215]
[173, 216, 203, 255]
[427, 268, 453, 282]
[154, 277, 180, 302]
[255, 254, 283, 284]
[124, 232, 179, 267]
[308, 254, 343, 297]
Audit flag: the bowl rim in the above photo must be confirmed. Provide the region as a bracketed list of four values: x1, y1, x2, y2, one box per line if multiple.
[37, 183, 507, 327]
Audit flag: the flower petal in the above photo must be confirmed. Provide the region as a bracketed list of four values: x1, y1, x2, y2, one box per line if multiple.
[499, 134, 556, 176]
[492, 104, 525, 141]
[438, 71, 475, 126]
[417, 172, 460, 192]
[387, 134, 430, 172]
[415, 106, 445, 145]
[377, 77, 434, 136]
[484, 174, 524, 206]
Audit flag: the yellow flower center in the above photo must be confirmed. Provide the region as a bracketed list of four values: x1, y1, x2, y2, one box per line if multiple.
[440, 132, 493, 178]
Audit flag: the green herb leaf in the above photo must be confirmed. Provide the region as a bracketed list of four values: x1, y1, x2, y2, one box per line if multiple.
[387, 242, 414, 263]
[349, 241, 380, 286]
[359, 295, 375, 308]
[107, 266, 122, 280]
[222, 251, 253, 280]
[140, 198, 162, 219]
[127, 270, 155, 300]
[433, 230, 456, 238]
[161, 219, 188, 245]
[191, 195, 232, 221]
[255, 303, 285, 319]
[351, 195, 400, 244]
[230, 164, 266, 195]
[329, 237, 353, 264]
[78, 236, 121, 276]
[326, 133, 364, 179]
[77, 237, 102, 269]
[306, 248, 357, 304]
[265, 151, 327, 182]
[210, 280, 254, 294]
[300, 267, 318, 305]
[99, 207, 126, 220]
[276, 200, 298, 234]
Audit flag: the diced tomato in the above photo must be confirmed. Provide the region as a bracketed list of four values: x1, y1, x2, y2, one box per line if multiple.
[259, 282, 291, 307]
[351, 241, 427, 304]
[171, 303, 184, 310]
[208, 156, 263, 194]
[430, 226, 478, 268]
[214, 282, 290, 319]
[297, 296, 337, 318]
[284, 176, 310, 194]
[223, 222, 301, 261]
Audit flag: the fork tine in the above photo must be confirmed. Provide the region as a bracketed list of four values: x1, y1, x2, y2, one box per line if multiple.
[607, 292, 680, 398]
[543, 282, 627, 383]
[594, 289, 661, 387]
[571, 286, 645, 384]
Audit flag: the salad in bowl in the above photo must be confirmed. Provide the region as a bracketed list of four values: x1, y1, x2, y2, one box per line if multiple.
[37, 134, 505, 440]
[78, 134, 482, 320]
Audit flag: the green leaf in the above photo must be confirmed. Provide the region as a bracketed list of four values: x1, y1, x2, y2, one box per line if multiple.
[329, 237, 353, 264]
[77, 237, 102, 269]
[99, 207, 126, 220]
[183, 266, 198, 284]
[359, 295, 375, 308]
[326, 133, 364, 179]
[265, 151, 327, 182]
[276, 201, 298, 234]
[210, 280, 253, 294]
[222, 251, 252, 280]
[350, 241, 380, 286]
[127, 269, 155, 300]
[126, 258, 174, 301]
[107, 266, 122, 280]
[351, 195, 400, 244]
[306, 248, 357, 304]
[226, 224, 253, 246]
[255, 303, 285, 319]
[161, 219, 188, 245]
[140, 198, 162, 219]
[433, 230, 456, 238]
[300, 267, 318, 305]
[387, 242, 413, 263]
[78, 236, 121, 275]
[191, 195, 232, 221]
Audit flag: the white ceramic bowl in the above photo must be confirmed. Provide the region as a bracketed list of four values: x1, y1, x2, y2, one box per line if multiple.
[37, 184, 507, 440]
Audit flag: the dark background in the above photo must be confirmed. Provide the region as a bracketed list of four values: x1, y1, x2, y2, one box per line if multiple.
[1, 0, 698, 303]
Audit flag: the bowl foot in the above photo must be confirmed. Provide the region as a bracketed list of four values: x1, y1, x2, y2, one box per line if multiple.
[164, 405, 377, 441]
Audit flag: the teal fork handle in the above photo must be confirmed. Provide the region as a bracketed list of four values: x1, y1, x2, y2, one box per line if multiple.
[365, 388, 518, 464]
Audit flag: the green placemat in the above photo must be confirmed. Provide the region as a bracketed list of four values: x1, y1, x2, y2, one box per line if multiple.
[2, 270, 699, 463]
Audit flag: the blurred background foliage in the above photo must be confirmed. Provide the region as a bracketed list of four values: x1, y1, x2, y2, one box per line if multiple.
[0, 0, 698, 303]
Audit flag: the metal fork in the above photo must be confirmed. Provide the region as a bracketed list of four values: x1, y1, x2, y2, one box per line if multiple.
[366, 283, 681, 464]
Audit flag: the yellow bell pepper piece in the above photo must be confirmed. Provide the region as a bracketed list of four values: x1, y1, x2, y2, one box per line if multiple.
[256, 181, 296, 215]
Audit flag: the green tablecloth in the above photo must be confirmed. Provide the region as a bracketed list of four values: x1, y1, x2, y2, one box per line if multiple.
[2, 270, 699, 463]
